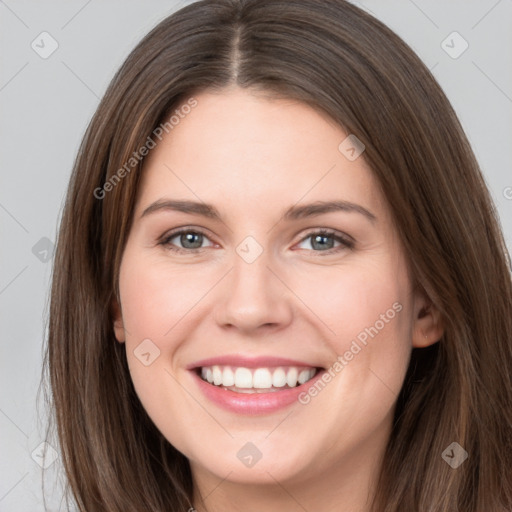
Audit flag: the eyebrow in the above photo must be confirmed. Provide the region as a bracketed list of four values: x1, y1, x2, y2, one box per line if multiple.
[140, 199, 377, 223]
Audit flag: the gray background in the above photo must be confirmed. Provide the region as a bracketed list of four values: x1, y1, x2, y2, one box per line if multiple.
[1, 1, 511, 510]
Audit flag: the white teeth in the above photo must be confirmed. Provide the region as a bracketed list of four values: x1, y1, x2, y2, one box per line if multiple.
[222, 366, 235, 387]
[286, 367, 298, 387]
[253, 368, 273, 388]
[199, 365, 318, 390]
[212, 365, 223, 386]
[272, 367, 287, 387]
[234, 367, 253, 388]
[298, 369, 313, 385]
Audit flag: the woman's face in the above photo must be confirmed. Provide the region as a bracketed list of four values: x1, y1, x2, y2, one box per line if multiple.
[113, 87, 440, 496]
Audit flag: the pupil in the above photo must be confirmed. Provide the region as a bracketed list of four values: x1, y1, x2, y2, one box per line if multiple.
[181, 232, 202, 249]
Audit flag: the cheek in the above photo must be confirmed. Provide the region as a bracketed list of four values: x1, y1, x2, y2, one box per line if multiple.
[117, 251, 225, 437]
[118, 253, 216, 343]
[291, 258, 408, 342]
[289, 256, 412, 395]
[282, 260, 413, 463]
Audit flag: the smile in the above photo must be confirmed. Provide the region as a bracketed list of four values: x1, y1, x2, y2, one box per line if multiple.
[189, 356, 326, 414]
[199, 365, 318, 393]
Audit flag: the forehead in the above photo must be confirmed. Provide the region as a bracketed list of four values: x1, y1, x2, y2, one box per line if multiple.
[136, 88, 385, 220]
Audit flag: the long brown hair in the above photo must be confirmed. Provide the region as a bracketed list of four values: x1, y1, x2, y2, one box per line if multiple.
[42, 0, 512, 510]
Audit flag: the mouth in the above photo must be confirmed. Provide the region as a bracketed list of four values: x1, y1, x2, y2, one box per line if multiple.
[188, 356, 326, 415]
[196, 365, 320, 393]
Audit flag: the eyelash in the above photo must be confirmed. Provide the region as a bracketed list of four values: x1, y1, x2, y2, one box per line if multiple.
[158, 227, 355, 255]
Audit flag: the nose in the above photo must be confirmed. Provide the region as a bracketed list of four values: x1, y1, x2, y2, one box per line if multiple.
[214, 249, 294, 335]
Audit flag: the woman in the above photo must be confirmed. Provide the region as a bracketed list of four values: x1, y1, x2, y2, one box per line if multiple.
[43, 0, 512, 510]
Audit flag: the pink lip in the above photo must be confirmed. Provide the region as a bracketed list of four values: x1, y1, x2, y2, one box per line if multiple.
[187, 354, 320, 370]
[189, 367, 325, 415]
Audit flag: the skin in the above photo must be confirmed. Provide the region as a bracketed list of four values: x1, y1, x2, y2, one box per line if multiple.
[113, 86, 443, 512]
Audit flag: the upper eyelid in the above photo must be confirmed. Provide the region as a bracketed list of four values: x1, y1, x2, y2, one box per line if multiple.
[161, 226, 215, 243]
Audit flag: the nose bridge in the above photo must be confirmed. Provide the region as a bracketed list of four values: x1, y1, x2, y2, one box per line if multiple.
[232, 248, 273, 296]
[215, 242, 293, 332]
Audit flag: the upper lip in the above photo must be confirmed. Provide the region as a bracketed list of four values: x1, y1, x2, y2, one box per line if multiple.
[187, 355, 324, 370]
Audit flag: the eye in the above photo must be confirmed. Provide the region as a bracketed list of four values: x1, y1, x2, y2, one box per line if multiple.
[296, 229, 354, 254]
[159, 228, 214, 253]
[159, 227, 354, 255]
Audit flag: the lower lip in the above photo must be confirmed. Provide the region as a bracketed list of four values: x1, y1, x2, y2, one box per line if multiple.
[191, 369, 325, 415]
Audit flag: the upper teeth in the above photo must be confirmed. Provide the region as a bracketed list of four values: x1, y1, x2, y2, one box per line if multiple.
[200, 366, 317, 389]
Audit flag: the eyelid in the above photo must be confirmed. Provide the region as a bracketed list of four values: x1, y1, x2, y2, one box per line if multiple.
[297, 227, 354, 245]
